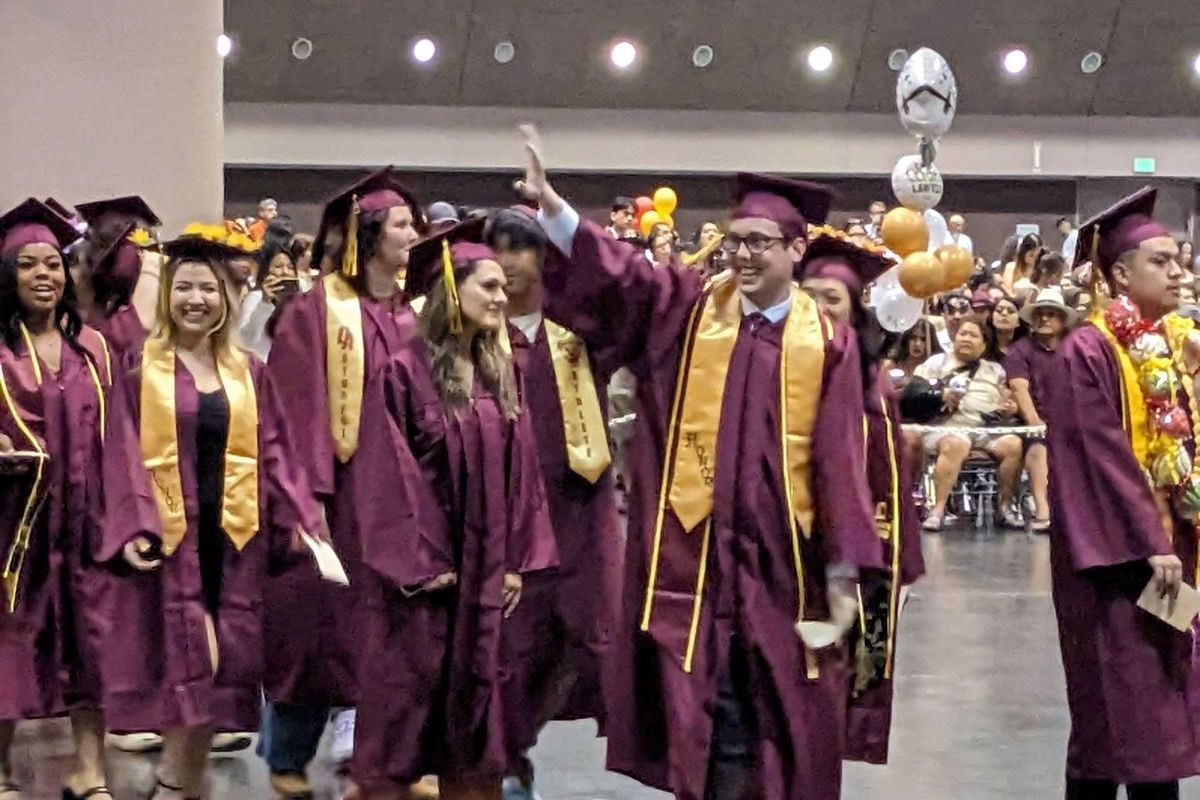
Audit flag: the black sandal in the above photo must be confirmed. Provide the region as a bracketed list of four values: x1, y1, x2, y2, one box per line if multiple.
[150, 778, 199, 800]
[62, 788, 113, 800]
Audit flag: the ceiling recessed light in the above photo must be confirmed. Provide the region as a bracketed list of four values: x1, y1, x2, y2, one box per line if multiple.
[807, 45, 834, 73]
[887, 48, 909, 71]
[216, 33, 233, 59]
[494, 41, 516, 64]
[692, 45, 714, 68]
[1080, 51, 1103, 74]
[611, 40, 637, 69]
[291, 37, 313, 60]
[1003, 48, 1028, 75]
[412, 37, 437, 64]
[1193, 53, 1200, 76]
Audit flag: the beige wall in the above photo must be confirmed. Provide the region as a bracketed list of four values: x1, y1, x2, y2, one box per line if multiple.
[2, 0, 225, 235]
[225, 102, 1200, 179]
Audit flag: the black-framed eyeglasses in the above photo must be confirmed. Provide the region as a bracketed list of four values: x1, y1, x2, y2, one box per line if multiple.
[721, 233, 787, 255]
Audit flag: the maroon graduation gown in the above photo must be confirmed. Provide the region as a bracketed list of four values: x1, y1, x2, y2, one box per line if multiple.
[87, 304, 147, 357]
[844, 368, 924, 765]
[262, 286, 416, 707]
[540, 219, 882, 800]
[0, 328, 111, 720]
[502, 320, 623, 748]
[350, 340, 558, 792]
[1042, 323, 1200, 784]
[98, 352, 322, 732]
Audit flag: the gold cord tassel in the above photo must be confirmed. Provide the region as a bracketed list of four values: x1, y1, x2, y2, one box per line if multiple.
[341, 195, 360, 278]
[1088, 227, 1102, 314]
[442, 239, 463, 334]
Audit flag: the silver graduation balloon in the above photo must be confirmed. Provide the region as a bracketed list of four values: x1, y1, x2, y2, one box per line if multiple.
[896, 47, 958, 139]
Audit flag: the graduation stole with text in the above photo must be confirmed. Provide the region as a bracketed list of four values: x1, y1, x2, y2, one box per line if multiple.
[139, 336, 259, 556]
[323, 273, 367, 463]
[543, 320, 612, 483]
[641, 273, 828, 674]
[1, 325, 110, 612]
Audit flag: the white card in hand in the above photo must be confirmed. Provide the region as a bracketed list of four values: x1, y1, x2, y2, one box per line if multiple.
[301, 532, 349, 586]
[1137, 578, 1200, 632]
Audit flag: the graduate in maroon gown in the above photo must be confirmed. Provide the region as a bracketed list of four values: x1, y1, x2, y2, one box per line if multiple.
[797, 229, 924, 765]
[1042, 187, 1200, 800]
[261, 167, 427, 797]
[515, 127, 881, 800]
[99, 237, 324, 800]
[72, 195, 163, 356]
[0, 200, 114, 800]
[483, 209, 623, 799]
[350, 219, 558, 800]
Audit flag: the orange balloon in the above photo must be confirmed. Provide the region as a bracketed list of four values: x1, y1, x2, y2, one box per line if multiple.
[880, 207, 929, 257]
[935, 244, 974, 290]
[898, 251, 945, 299]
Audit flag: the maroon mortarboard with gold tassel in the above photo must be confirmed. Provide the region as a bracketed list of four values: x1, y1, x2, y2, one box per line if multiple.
[798, 225, 894, 289]
[0, 198, 82, 257]
[1074, 187, 1171, 280]
[731, 172, 835, 242]
[406, 217, 494, 334]
[75, 195, 162, 228]
[320, 166, 422, 279]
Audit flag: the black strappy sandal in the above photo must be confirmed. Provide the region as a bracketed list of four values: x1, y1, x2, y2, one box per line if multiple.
[62, 788, 113, 800]
[149, 778, 199, 800]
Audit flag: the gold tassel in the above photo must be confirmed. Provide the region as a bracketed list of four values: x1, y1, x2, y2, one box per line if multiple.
[341, 195, 360, 278]
[1089, 226, 1103, 314]
[442, 239, 463, 334]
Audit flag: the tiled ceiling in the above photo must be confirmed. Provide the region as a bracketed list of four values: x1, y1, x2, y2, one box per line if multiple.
[224, 0, 1200, 116]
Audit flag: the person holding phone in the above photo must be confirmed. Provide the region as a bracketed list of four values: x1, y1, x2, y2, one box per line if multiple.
[0, 199, 115, 800]
[238, 222, 301, 361]
[98, 234, 325, 800]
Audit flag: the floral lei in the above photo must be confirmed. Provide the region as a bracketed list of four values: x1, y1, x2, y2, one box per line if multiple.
[1104, 295, 1200, 513]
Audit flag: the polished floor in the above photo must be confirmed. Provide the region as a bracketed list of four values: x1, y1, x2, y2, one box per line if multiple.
[9, 528, 1200, 799]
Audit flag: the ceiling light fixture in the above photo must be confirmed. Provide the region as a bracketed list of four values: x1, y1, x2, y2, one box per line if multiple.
[692, 44, 714, 68]
[807, 45, 834, 73]
[216, 33, 233, 59]
[494, 41, 516, 64]
[887, 48, 909, 71]
[1193, 53, 1200, 76]
[412, 37, 437, 64]
[611, 40, 637, 69]
[1003, 48, 1028, 75]
[1080, 51, 1103, 74]
[291, 37, 313, 60]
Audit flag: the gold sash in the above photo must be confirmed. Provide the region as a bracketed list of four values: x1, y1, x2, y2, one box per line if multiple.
[323, 273, 366, 463]
[140, 337, 260, 556]
[543, 320, 612, 483]
[1092, 316, 1152, 466]
[641, 274, 828, 672]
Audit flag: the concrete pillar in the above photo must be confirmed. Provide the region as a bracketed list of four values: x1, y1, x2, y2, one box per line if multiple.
[1, 0, 224, 235]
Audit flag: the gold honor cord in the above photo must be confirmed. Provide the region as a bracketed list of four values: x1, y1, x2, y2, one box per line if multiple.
[323, 274, 366, 463]
[543, 321, 611, 483]
[881, 401, 903, 680]
[0, 362, 48, 613]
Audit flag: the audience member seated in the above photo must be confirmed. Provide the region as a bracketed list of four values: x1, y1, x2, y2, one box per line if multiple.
[1001, 233, 1044, 297]
[883, 318, 943, 389]
[914, 318, 1025, 531]
[985, 293, 1025, 361]
[933, 291, 972, 351]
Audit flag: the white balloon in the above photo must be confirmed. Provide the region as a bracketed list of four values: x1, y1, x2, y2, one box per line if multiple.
[891, 154, 944, 212]
[923, 209, 950, 251]
[896, 47, 958, 139]
[873, 287, 925, 333]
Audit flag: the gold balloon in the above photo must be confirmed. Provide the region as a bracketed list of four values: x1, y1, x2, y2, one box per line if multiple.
[880, 207, 929, 257]
[653, 187, 678, 217]
[640, 210, 663, 236]
[935, 244, 974, 290]
[898, 251, 945, 299]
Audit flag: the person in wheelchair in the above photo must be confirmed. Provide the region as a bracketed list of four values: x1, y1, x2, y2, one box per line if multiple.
[913, 318, 1025, 531]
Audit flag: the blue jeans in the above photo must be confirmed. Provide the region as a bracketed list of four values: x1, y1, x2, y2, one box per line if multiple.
[257, 701, 329, 774]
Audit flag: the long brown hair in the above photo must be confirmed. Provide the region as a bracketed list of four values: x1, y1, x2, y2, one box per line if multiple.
[418, 259, 519, 419]
[152, 255, 243, 365]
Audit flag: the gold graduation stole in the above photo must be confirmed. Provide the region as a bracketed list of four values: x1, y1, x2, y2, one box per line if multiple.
[543, 320, 612, 483]
[641, 273, 828, 673]
[1092, 315, 1153, 467]
[139, 337, 260, 556]
[323, 273, 366, 463]
[2, 325, 109, 612]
